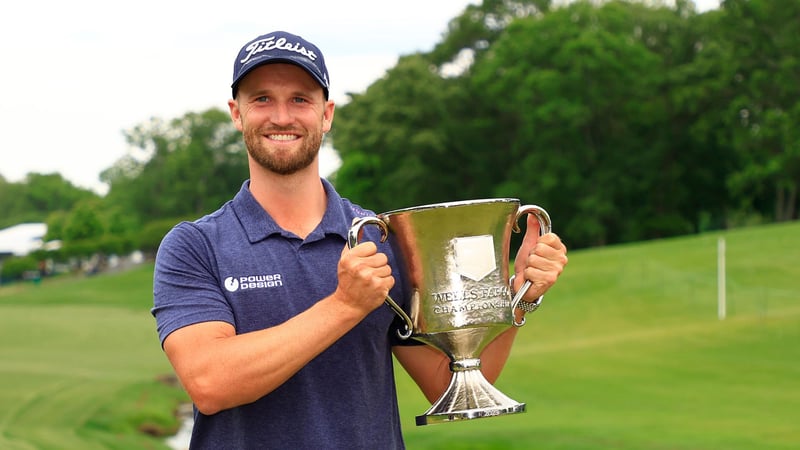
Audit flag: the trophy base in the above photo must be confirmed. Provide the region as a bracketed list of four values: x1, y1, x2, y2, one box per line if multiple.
[415, 402, 526, 426]
[415, 361, 526, 426]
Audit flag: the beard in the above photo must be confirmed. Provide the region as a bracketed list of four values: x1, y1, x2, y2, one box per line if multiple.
[243, 125, 323, 176]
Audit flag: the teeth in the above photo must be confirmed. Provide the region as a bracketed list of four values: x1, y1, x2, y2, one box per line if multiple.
[269, 134, 297, 141]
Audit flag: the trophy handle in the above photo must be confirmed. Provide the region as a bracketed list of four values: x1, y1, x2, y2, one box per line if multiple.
[347, 217, 414, 339]
[510, 205, 552, 327]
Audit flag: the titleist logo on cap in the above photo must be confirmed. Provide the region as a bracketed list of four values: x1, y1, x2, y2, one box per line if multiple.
[241, 36, 319, 65]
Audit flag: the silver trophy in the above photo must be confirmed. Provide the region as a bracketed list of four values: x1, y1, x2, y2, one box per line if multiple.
[348, 199, 551, 425]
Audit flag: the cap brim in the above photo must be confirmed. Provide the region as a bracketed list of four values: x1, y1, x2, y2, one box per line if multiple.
[231, 55, 328, 98]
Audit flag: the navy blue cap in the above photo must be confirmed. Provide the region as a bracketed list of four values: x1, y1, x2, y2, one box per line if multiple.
[231, 31, 330, 99]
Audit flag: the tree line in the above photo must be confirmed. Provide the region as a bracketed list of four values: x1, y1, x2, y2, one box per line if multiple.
[1, 0, 797, 278]
[331, 0, 799, 247]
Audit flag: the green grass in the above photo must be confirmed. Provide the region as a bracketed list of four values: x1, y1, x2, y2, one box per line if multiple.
[0, 267, 186, 450]
[397, 221, 800, 449]
[1, 222, 798, 449]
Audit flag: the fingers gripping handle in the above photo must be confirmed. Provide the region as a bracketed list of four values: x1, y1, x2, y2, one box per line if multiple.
[510, 205, 552, 327]
[347, 217, 414, 339]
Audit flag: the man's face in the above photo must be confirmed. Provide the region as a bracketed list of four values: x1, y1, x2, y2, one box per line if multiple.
[229, 63, 334, 175]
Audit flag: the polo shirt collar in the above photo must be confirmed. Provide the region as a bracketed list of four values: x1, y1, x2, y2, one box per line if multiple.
[232, 179, 349, 243]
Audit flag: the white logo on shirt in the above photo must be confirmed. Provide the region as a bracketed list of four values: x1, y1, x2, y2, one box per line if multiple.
[224, 274, 283, 292]
[224, 277, 239, 292]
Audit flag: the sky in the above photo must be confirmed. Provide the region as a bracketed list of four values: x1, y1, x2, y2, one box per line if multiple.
[0, 0, 719, 195]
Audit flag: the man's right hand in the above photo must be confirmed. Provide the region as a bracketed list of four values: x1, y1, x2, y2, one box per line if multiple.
[333, 242, 394, 315]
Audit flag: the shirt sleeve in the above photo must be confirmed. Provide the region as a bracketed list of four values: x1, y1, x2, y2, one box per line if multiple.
[151, 221, 235, 346]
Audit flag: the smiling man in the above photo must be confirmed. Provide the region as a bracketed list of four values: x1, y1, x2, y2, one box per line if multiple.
[151, 30, 568, 449]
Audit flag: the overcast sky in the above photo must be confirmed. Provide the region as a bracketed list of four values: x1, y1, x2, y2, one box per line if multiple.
[0, 0, 719, 195]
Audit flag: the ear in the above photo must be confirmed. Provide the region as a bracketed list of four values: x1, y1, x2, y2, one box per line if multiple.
[322, 100, 335, 133]
[228, 99, 244, 132]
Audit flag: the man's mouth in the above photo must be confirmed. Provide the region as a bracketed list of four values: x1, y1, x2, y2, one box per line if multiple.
[268, 133, 299, 141]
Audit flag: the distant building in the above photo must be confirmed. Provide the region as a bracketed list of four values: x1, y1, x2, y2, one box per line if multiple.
[0, 223, 48, 258]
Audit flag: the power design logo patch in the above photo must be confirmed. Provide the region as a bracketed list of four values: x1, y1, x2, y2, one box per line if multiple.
[224, 274, 284, 292]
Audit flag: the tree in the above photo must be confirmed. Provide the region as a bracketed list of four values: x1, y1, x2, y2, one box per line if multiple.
[332, 54, 468, 212]
[429, 0, 552, 68]
[333, 2, 560, 213]
[719, 0, 800, 222]
[470, 1, 706, 246]
[59, 199, 106, 258]
[102, 108, 248, 223]
[333, 0, 752, 248]
[0, 173, 97, 229]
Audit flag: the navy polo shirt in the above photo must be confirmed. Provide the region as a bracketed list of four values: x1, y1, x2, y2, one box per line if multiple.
[152, 179, 411, 449]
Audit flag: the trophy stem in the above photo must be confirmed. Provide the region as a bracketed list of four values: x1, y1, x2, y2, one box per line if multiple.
[415, 358, 526, 426]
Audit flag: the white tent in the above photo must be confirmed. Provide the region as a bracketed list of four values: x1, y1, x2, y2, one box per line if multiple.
[0, 223, 47, 256]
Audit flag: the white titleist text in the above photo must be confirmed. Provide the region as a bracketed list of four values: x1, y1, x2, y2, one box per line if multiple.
[241, 36, 318, 64]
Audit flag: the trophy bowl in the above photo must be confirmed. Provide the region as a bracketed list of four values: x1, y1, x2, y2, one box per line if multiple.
[348, 199, 551, 426]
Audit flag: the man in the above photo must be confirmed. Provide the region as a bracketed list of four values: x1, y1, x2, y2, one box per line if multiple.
[152, 30, 568, 449]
